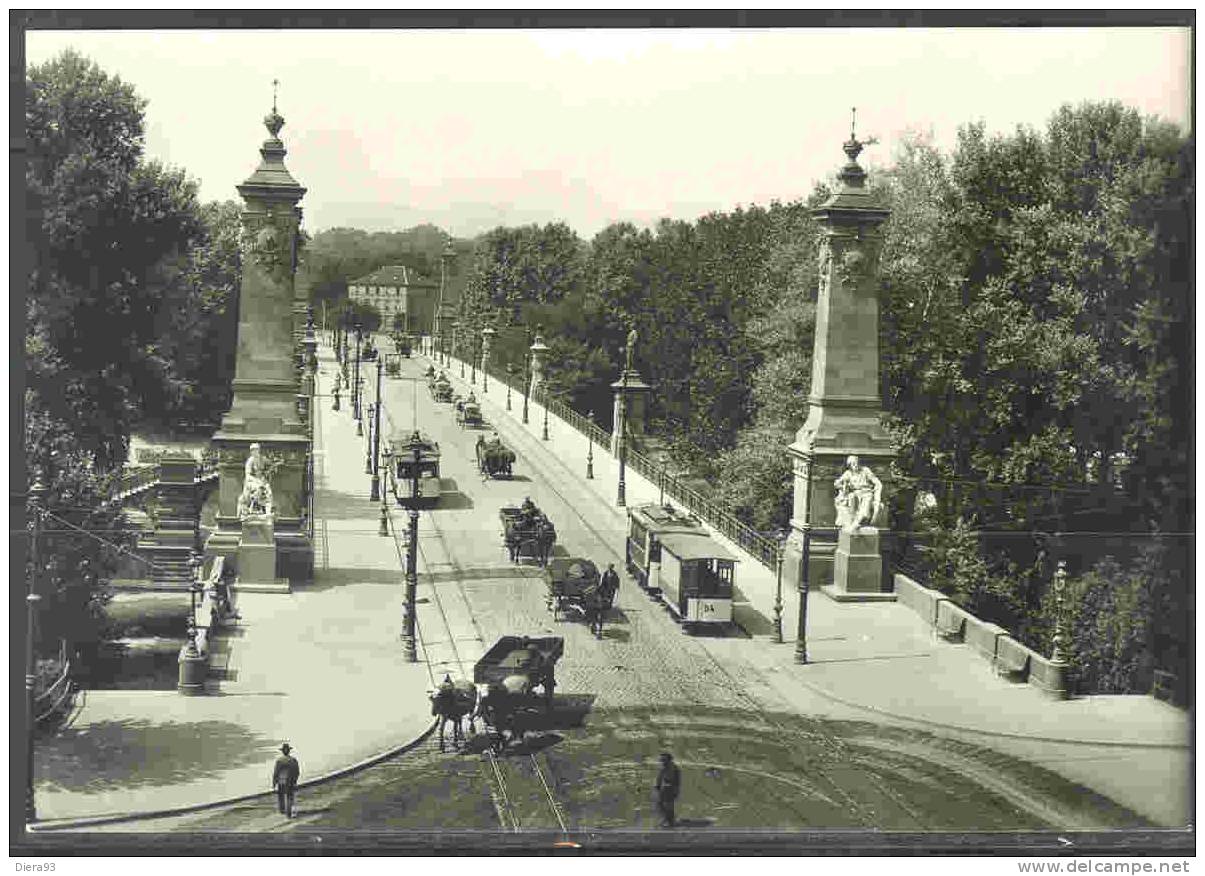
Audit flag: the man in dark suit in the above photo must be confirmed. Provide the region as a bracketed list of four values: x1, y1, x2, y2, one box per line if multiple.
[272, 742, 300, 818]
[600, 563, 620, 602]
[655, 751, 681, 827]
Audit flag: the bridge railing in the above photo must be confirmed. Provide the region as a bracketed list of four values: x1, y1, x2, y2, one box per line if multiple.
[449, 352, 780, 571]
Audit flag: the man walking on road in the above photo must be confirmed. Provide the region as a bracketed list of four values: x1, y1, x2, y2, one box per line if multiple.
[655, 751, 681, 828]
[272, 743, 300, 818]
[600, 563, 620, 601]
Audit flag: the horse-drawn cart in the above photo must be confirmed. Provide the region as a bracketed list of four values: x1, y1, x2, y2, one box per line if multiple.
[429, 374, 453, 402]
[385, 354, 401, 377]
[500, 504, 557, 566]
[473, 635, 564, 752]
[456, 396, 483, 428]
[476, 434, 515, 479]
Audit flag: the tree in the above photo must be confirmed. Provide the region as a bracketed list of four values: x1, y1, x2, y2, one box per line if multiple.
[24, 50, 207, 657]
[26, 50, 205, 469]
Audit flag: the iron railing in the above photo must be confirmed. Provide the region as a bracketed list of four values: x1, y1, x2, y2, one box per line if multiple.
[452, 352, 781, 571]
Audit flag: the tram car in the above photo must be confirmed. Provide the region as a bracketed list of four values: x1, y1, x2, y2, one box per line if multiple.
[625, 503, 737, 630]
[388, 430, 443, 506]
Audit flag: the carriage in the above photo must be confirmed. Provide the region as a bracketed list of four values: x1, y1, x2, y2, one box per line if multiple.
[500, 505, 557, 566]
[428, 374, 453, 402]
[543, 556, 617, 629]
[476, 434, 515, 479]
[385, 354, 401, 377]
[626, 503, 738, 632]
[388, 431, 443, 506]
[473, 636, 563, 752]
[456, 396, 483, 428]
[424, 364, 436, 379]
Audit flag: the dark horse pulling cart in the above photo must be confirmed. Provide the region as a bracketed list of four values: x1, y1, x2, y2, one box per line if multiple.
[473, 636, 564, 753]
[476, 434, 516, 479]
[456, 396, 483, 428]
[499, 504, 556, 566]
[428, 675, 478, 752]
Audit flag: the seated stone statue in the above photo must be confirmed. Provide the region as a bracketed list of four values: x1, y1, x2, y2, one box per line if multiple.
[237, 443, 274, 518]
[833, 455, 882, 532]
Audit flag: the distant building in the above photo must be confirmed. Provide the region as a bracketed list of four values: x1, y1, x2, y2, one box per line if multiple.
[347, 265, 438, 333]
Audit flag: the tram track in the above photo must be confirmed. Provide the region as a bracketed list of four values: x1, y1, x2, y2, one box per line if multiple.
[434, 360, 932, 831]
[380, 395, 571, 836]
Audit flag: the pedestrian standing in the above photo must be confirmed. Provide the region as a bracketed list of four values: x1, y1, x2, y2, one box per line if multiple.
[600, 563, 620, 601]
[272, 742, 300, 818]
[655, 751, 681, 828]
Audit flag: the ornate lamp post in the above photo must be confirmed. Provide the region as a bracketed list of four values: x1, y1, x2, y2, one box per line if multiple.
[481, 324, 496, 392]
[365, 403, 375, 474]
[530, 327, 549, 435]
[370, 357, 384, 501]
[456, 322, 465, 378]
[773, 530, 787, 644]
[522, 328, 532, 425]
[354, 321, 364, 435]
[616, 345, 630, 508]
[186, 552, 205, 658]
[470, 330, 478, 385]
[379, 447, 392, 536]
[658, 451, 670, 506]
[400, 443, 420, 663]
[796, 493, 812, 664]
[586, 410, 595, 479]
[506, 363, 514, 411]
[25, 475, 45, 823]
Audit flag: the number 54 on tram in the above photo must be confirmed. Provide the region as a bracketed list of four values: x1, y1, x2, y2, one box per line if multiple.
[625, 503, 738, 632]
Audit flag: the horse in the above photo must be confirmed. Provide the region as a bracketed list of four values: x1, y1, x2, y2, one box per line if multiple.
[429, 678, 478, 752]
[474, 677, 545, 754]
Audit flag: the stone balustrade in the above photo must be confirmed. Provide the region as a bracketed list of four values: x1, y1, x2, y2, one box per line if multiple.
[894, 572, 1067, 699]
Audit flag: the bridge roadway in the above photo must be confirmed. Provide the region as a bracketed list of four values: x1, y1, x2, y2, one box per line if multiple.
[28, 345, 1185, 840]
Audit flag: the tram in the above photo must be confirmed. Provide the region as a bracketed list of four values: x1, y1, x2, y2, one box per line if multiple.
[625, 503, 737, 631]
[388, 430, 443, 506]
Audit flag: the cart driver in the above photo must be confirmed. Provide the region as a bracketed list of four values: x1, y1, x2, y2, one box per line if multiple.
[519, 496, 538, 527]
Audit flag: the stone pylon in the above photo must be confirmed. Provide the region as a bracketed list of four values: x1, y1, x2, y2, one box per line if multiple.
[206, 98, 312, 584]
[784, 121, 895, 600]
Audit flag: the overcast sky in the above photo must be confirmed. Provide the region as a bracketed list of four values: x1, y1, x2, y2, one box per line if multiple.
[26, 26, 1191, 239]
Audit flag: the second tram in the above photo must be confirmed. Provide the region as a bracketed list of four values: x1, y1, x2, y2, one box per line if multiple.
[626, 503, 737, 630]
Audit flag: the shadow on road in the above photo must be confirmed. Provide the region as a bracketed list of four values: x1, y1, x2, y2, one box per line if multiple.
[36, 719, 279, 793]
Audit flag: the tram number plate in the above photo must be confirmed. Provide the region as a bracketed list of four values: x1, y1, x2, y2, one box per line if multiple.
[687, 598, 731, 623]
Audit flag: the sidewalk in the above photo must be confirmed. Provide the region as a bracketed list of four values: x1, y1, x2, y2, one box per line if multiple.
[439, 352, 1191, 827]
[31, 349, 436, 827]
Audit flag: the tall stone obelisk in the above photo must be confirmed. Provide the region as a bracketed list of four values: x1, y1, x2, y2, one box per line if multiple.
[207, 93, 312, 583]
[784, 117, 895, 601]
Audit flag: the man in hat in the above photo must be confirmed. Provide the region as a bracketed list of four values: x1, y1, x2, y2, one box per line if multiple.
[272, 743, 300, 818]
[655, 751, 681, 827]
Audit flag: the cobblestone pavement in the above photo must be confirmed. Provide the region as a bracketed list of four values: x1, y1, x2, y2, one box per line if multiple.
[33, 348, 1189, 834]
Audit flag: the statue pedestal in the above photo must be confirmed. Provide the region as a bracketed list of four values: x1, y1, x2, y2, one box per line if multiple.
[821, 528, 896, 603]
[235, 515, 290, 593]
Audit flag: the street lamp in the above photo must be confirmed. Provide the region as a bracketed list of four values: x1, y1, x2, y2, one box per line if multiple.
[617, 341, 630, 508]
[542, 391, 551, 441]
[522, 328, 532, 425]
[400, 442, 421, 663]
[371, 358, 384, 501]
[796, 458, 813, 664]
[586, 410, 595, 480]
[481, 324, 496, 392]
[25, 475, 46, 823]
[354, 321, 364, 435]
[506, 363, 514, 411]
[365, 403, 376, 474]
[187, 551, 205, 657]
[658, 451, 670, 506]
[456, 323, 465, 378]
[773, 530, 787, 645]
[470, 330, 478, 385]
[379, 447, 393, 537]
